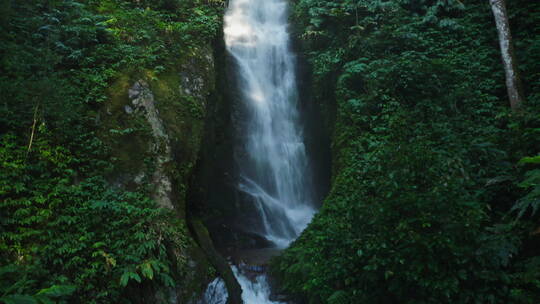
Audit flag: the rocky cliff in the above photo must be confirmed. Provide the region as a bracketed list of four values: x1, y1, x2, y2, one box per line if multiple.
[98, 45, 230, 302]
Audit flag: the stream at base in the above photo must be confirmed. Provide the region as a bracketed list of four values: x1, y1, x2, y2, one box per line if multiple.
[201, 266, 284, 304]
[200, 249, 285, 304]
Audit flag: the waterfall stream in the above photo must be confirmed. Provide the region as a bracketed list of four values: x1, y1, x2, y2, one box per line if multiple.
[202, 0, 315, 302]
[201, 266, 284, 304]
[225, 0, 315, 249]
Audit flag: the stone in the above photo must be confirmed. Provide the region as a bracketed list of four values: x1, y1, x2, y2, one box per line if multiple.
[124, 105, 133, 114]
[134, 172, 145, 184]
[128, 81, 142, 99]
[127, 79, 175, 210]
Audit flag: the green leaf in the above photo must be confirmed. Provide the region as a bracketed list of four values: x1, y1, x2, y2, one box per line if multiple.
[141, 263, 154, 280]
[92, 242, 106, 248]
[36, 285, 76, 297]
[130, 272, 142, 283]
[159, 273, 175, 288]
[0, 295, 38, 304]
[120, 272, 130, 287]
[327, 290, 348, 304]
[34, 295, 54, 304]
[120, 271, 142, 286]
[0, 264, 18, 278]
[519, 155, 540, 164]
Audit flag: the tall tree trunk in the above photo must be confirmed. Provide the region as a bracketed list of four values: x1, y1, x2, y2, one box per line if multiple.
[490, 0, 524, 110]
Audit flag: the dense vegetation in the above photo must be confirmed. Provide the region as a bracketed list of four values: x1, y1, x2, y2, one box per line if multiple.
[3, 0, 540, 303]
[275, 0, 540, 303]
[0, 0, 223, 302]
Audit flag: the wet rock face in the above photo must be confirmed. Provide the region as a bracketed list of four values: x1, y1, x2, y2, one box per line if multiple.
[180, 52, 214, 103]
[128, 81, 144, 99]
[107, 47, 216, 212]
[98, 43, 223, 303]
[128, 80, 175, 209]
[181, 71, 205, 98]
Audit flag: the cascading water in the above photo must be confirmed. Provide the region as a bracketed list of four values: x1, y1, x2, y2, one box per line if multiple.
[201, 0, 316, 302]
[225, 0, 315, 249]
[201, 266, 285, 304]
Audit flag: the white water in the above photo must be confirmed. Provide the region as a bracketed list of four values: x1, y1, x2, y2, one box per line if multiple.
[200, 266, 285, 304]
[225, 0, 315, 248]
[201, 0, 315, 302]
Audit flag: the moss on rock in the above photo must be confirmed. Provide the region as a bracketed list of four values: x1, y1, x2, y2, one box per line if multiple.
[95, 43, 223, 302]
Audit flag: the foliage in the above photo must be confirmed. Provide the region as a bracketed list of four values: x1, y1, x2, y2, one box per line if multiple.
[0, 264, 76, 304]
[274, 0, 540, 303]
[512, 155, 540, 218]
[0, 0, 223, 302]
[0, 127, 188, 302]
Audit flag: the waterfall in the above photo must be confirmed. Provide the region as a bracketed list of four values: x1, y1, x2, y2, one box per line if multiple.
[201, 266, 285, 304]
[201, 0, 315, 302]
[225, 0, 315, 248]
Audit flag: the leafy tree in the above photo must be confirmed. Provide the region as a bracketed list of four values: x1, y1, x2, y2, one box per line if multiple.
[273, 0, 540, 303]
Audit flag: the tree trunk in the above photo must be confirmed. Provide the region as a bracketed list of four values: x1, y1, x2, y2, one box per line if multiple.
[190, 219, 243, 304]
[489, 0, 524, 110]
